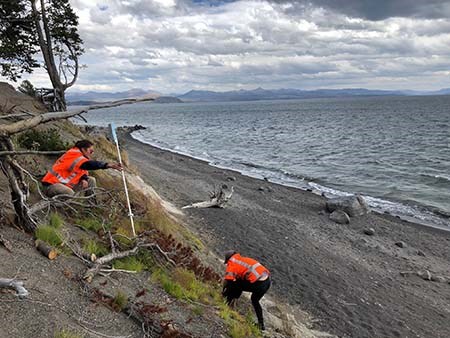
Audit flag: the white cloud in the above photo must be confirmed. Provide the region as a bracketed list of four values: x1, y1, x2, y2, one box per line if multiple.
[17, 0, 450, 93]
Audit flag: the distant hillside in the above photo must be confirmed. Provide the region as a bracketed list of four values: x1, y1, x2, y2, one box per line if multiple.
[177, 87, 406, 102]
[66, 88, 161, 105]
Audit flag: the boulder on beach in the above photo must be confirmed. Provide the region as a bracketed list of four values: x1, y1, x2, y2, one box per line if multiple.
[326, 194, 370, 217]
[329, 210, 350, 224]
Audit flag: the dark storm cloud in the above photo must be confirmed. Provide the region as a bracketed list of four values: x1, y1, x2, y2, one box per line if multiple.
[277, 0, 450, 20]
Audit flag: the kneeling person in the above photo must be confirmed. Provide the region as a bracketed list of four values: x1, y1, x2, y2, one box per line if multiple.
[42, 139, 122, 197]
[222, 251, 271, 330]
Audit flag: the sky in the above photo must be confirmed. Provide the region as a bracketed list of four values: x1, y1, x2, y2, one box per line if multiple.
[15, 0, 450, 93]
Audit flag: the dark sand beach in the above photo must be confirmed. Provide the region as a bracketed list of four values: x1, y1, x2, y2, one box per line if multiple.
[122, 132, 450, 338]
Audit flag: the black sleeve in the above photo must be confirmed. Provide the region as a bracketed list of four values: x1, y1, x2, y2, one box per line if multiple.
[80, 160, 108, 170]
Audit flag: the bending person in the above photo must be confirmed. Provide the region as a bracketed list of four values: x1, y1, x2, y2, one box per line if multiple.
[42, 139, 122, 197]
[222, 250, 271, 330]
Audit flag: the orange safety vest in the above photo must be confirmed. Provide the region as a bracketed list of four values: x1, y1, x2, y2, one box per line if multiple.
[224, 253, 270, 283]
[42, 147, 89, 188]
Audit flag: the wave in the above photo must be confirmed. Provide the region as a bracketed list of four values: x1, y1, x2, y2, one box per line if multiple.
[419, 173, 450, 184]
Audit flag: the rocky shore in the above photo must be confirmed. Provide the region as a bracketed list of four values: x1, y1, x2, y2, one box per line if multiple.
[122, 132, 450, 338]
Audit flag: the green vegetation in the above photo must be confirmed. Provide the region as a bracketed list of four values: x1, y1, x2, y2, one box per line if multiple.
[152, 267, 220, 305]
[113, 256, 144, 272]
[112, 290, 128, 312]
[82, 239, 108, 257]
[49, 212, 64, 229]
[35, 225, 63, 247]
[54, 329, 83, 338]
[219, 303, 261, 338]
[17, 128, 68, 151]
[76, 217, 104, 232]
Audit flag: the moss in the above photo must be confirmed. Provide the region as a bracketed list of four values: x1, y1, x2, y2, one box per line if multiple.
[35, 225, 63, 247]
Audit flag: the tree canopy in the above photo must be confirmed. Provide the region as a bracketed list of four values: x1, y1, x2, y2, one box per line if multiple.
[0, 0, 84, 110]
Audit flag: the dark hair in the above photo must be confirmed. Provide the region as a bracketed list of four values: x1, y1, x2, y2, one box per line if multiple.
[74, 139, 93, 150]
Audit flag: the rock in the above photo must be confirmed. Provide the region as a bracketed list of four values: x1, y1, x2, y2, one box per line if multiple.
[417, 270, 432, 281]
[329, 210, 350, 224]
[325, 194, 370, 217]
[417, 250, 426, 257]
[395, 241, 407, 248]
[227, 176, 236, 181]
[258, 186, 265, 191]
[431, 275, 447, 283]
[318, 210, 326, 215]
[364, 228, 375, 236]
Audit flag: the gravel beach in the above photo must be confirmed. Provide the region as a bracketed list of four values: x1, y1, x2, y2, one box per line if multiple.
[122, 132, 450, 338]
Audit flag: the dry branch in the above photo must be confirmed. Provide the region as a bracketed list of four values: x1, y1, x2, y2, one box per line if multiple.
[0, 233, 13, 252]
[0, 150, 65, 157]
[0, 278, 29, 298]
[182, 184, 233, 209]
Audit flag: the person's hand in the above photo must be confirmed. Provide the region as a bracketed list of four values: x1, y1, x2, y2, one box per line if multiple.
[81, 179, 89, 189]
[107, 162, 123, 171]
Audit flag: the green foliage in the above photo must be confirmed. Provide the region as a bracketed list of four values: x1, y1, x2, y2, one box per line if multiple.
[48, 212, 64, 229]
[18, 80, 37, 97]
[17, 128, 68, 151]
[35, 225, 63, 247]
[219, 303, 261, 338]
[83, 239, 108, 256]
[0, 0, 83, 82]
[76, 218, 104, 232]
[113, 257, 144, 272]
[112, 290, 128, 311]
[54, 329, 83, 338]
[152, 268, 218, 304]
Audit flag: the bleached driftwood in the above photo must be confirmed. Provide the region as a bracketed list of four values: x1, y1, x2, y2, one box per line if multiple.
[182, 184, 234, 209]
[0, 278, 29, 297]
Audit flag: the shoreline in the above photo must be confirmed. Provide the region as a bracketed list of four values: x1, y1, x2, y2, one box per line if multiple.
[120, 131, 450, 338]
[129, 130, 450, 232]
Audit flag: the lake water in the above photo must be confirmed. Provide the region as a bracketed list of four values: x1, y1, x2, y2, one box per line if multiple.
[76, 95, 450, 229]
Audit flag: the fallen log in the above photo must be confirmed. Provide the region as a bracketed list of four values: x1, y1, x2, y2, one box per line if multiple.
[35, 240, 58, 260]
[0, 278, 29, 298]
[182, 184, 233, 209]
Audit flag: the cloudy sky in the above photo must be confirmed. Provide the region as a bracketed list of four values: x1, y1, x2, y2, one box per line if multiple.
[24, 0, 450, 93]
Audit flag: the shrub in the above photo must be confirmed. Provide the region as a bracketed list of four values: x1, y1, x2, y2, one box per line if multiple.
[17, 128, 68, 151]
[35, 225, 63, 247]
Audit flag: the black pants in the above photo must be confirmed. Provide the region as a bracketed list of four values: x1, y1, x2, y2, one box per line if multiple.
[223, 277, 271, 328]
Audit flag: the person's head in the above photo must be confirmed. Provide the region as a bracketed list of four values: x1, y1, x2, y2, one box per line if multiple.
[224, 250, 237, 264]
[74, 139, 94, 159]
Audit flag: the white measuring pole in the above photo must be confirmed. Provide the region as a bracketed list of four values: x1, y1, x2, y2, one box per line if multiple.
[109, 123, 136, 237]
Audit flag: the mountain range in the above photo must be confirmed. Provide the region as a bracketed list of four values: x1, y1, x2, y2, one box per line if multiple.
[67, 87, 450, 104]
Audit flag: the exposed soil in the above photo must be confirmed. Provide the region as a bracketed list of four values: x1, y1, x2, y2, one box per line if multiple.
[122, 132, 450, 338]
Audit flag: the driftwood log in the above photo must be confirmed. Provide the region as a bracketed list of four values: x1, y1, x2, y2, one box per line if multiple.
[182, 184, 233, 209]
[0, 278, 29, 297]
[35, 240, 58, 260]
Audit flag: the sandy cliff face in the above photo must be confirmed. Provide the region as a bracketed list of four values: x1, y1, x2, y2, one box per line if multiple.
[0, 82, 46, 115]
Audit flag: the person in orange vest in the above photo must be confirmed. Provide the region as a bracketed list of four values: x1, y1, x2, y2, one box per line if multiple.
[222, 250, 271, 330]
[42, 139, 122, 197]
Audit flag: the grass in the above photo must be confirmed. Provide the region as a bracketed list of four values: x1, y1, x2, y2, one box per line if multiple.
[49, 212, 64, 229]
[112, 290, 128, 311]
[76, 217, 104, 232]
[151, 267, 220, 305]
[219, 303, 261, 338]
[35, 225, 63, 247]
[83, 238, 108, 256]
[113, 256, 144, 272]
[54, 329, 83, 338]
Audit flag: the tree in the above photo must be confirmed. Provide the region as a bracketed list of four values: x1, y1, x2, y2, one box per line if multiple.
[0, 0, 83, 111]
